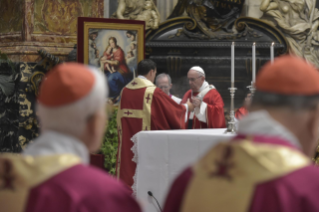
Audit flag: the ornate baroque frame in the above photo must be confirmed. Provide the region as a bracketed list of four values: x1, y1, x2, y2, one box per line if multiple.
[77, 17, 145, 64]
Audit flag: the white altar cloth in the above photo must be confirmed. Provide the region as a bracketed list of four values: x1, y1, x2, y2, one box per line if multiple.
[131, 128, 235, 212]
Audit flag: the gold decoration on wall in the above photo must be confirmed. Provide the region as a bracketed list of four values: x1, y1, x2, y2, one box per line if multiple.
[19, 94, 33, 117]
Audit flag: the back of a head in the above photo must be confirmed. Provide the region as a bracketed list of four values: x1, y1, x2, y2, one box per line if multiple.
[252, 55, 319, 111]
[37, 63, 108, 137]
[137, 59, 157, 76]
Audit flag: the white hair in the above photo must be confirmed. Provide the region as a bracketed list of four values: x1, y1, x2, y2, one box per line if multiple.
[36, 67, 108, 136]
[155, 73, 172, 85]
[190, 66, 205, 77]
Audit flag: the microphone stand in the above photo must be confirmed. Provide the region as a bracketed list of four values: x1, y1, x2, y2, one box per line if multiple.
[148, 191, 163, 212]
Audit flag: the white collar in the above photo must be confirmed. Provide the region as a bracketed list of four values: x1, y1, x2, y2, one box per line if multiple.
[237, 110, 301, 148]
[23, 130, 89, 164]
[138, 75, 147, 80]
[198, 81, 209, 92]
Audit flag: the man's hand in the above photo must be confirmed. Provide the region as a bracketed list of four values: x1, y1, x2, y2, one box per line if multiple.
[191, 97, 201, 108]
[186, 98, 195, 112]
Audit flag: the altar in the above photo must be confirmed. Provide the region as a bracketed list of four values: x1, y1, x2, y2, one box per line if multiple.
[132, 129, 234, 212]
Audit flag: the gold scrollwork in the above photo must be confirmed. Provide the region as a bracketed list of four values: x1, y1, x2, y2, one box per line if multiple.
[31, 72, 45, 97]
[19, 94, 33, 117]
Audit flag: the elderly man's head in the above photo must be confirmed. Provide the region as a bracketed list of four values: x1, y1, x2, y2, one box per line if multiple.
[250, 56, 319, 156]
[37, 63, 108, 152]
[156, 73, 172, 95]
[187, 66, 205, 92]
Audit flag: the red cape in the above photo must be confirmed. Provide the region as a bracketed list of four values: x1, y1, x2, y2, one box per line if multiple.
[117, 81, 186, 189]
[26, 164, 141, 212]
[181, 89, 226, 128]
[163, 135, 319, 212]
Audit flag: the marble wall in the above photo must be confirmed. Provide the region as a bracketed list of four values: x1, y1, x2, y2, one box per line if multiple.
[0, 0, 105, 63]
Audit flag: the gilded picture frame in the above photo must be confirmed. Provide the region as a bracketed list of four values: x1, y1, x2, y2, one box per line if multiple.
[77, 17, 145, 102]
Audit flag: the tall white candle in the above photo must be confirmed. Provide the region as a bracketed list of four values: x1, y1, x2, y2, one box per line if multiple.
[271, 42, 274, 63]
[252, 42, 256, 83]
[231, 42, 235, 86]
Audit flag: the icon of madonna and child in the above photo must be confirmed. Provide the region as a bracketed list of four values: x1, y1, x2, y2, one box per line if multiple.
[88, 29, 138, 103]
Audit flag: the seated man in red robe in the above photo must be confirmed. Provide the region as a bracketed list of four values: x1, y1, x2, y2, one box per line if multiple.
[0, 63, 142, 212]
[235, 91, 251, 120]
[181, 66, 226, 129]
[163, 56, 319, 212]
[116, 59, 194, 189]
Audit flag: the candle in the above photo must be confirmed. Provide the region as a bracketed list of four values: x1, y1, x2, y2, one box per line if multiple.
[271, 42, 274, 63]
[231, 42, 235, 87]
[252, 42, 256, 83]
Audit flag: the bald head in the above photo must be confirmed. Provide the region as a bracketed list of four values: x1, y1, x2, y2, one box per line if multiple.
[187, 67, 205, 92]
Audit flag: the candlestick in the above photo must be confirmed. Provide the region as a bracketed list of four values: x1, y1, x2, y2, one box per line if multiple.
[271, 42, 274, 63]
[231, 42, 235, 86]
[225, 87, 237, 134]
[226, 41, 237, 134]
[252, 42, 256, 83]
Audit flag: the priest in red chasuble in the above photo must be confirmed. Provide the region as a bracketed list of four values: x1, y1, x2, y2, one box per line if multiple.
[181, 66, 226, 129]
[116, 59, 194, 189]
[0, 63, 142, 212]
[163, 56, 319, 212]
[235, 92, 251, 120]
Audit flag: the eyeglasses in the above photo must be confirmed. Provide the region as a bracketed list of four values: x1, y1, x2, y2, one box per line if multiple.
[188, 76, 202, 82]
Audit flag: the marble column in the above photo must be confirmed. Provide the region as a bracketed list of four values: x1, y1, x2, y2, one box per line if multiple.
[104, 0, 110, 18]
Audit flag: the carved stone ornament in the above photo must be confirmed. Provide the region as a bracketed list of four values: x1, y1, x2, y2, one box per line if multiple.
[260, 0, 319, 67]
[165, 0, 264, 40]
[112, 0, 160, 30]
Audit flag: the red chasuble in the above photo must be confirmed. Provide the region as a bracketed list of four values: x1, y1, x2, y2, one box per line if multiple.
[0, 154, 141, 212]
[116, 77, 187, 188]
[181, 89, 226, 129]
[163, 135, 319, 212]
[235, 106, 248, 120]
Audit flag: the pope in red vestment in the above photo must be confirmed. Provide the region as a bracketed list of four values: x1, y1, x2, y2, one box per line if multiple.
[163, 56, 319, 212]
[0, 63, 142, 212]
[181, 66, 226, 129]
[116, 59, 193, 189]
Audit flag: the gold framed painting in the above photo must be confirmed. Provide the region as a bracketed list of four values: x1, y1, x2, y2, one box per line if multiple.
[78, 17, 145, 102]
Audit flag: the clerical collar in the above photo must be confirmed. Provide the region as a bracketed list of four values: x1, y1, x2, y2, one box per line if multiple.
[237, 110, 301, 149]
[23, 130, 89, 164]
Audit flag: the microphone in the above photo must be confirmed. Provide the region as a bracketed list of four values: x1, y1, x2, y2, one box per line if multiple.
[147, 191, 163, 212]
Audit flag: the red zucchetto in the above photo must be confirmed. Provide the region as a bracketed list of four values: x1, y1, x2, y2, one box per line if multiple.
[256, 55, 319, 96]
[38, 63, 95, 107]
[36, 62, 107, 136]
